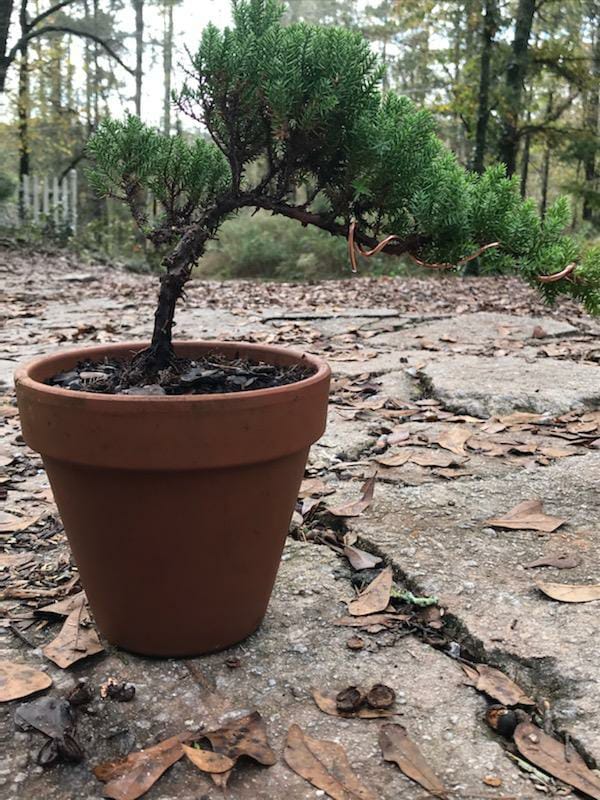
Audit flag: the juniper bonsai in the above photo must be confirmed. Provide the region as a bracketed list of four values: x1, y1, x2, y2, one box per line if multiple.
[88, 0, 600, 374]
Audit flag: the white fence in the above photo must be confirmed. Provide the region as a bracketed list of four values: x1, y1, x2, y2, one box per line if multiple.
[16, 170, 78, 234]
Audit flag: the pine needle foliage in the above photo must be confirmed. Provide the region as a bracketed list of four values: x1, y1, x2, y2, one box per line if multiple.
[88, 0, 600, 363]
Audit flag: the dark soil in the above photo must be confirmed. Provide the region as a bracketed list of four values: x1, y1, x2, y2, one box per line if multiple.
[48, 353, 315, 396]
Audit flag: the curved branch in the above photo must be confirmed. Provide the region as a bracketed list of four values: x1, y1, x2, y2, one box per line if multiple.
[7, 25, 135, 75]
[537, 262, 577, 283]
[29, 0, 79, 29]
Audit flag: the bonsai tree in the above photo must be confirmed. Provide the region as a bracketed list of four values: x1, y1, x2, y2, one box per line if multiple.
[87, 0, 600, 375]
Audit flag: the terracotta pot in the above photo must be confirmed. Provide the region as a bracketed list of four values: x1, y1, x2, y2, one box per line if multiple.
[15, 341, 330, 657]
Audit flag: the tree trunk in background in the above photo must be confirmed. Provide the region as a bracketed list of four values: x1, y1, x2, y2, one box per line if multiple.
[498, 0, 536, 176]
[540, 92, 553, 216]
[133, 0, 143, 116]
[473, 0, 496, 173]
[583, 4, 600, 222]
[18, 0, 30, 217]
[0, 0, 15, 92]
[162, 0, 173, 135]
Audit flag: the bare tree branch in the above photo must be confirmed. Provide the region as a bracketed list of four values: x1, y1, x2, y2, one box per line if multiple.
[7, 25, 135, 76]
[29, 0, 79, 29]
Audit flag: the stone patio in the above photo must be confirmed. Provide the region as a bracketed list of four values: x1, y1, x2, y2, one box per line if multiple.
[1, 249, 599, 799]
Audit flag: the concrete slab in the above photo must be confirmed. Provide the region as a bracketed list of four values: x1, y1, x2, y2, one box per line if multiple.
[0, 542, 540, 799]
[351, 453, 600, 761]
[423, 354, 600, 416]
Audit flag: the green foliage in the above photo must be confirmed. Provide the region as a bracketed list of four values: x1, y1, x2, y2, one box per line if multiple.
[87, 0, 600, 313]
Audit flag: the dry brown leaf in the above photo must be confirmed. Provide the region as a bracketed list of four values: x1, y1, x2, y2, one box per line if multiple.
[374, 451, 412, 467]
[343, 545, 382, 571]
[94, 734, 190, 800]
[537, 581, 600, 603]
[522, 553, 581, 570]
[36, 591, 87, 618]
[434, 427, 472, 456]
[312, 688, 398, 719]
[328, 475, 376, 517]
[0, 511, 42, 533]
[284, 723, 377, 800]
[410, 451, 465, 468]
[182, 744, 235, 774]
[298, 478, 332, 498]
[498, 412, 545, 426]
[42, 603, 104, 668]
[483, 775, 502, 787]
[538, 446, 577, 459]
[0, 660, 52, 702]
[202, 711, 277, 767]
[485, 499, 566, 533]
[347, 566, 393, 616]
[514, 722, 600, 800]
[461, 663, 534, 706]
[0, 552, 35, 569]
[379, 723, 447, 798]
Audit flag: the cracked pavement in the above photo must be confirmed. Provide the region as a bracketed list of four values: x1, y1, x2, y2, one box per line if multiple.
[1, 247, 600, 799]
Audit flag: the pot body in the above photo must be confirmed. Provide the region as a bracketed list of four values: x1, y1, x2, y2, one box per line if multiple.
[15, 341, 330, 656]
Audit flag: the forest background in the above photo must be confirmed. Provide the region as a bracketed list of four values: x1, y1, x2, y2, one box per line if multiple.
[0, 0, 599, 280]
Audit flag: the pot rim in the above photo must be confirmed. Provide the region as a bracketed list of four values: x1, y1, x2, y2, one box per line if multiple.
[14, 340, 331, 404]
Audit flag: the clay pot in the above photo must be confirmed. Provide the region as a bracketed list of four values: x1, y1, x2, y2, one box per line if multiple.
[15, 341, 330, 656]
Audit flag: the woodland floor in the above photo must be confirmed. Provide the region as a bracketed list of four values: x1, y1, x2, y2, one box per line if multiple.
[1, 246, 600, 800]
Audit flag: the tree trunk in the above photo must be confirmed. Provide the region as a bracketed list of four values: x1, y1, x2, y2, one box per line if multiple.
[17, 1, 30, 218]
[583, 5, 600, 222]
[473, 0, 496, 174]
[497, 0, 536, 176]
[520, 105, 532, 197]
[540, 92, 553, 216]
[133, 0, 143, 116]
[162, 0, 173, 135]
[0, 0, 14, 92]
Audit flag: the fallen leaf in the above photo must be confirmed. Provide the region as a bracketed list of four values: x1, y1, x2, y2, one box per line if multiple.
[522, 553, 581, 570]
[0, 660, 52, 702]
[312, 689, 397, 719]
[15, 696, 73, 738]
[0, 553, 34, 569]
[483, 775, 502, 787]
[347, 566, 393, 616]
[0, 511, 42, 533]
[461, 664, 534, 706]
[485, 499, 566, 533]
[410, 451, 465, 468]
[343, 545, 382, 571]
[379, 723, 447, 798]
[182, 744, 235, 774]
[284, 724, 377, 800]
[538, 446, 577, 459]
[374, 451, 412, 467]
[434, 427, 472, 456]
[298, 478, 332, 498]
[328, 475, 376, 517]
[498, 412, 545, 426]
[537, 581, 600, 603]
[202, 711, 276, 767]
[94, 735, 190, 800]
[514, 722, 600, 800]
[42, 603, 104, 668]
[36, 592, 87, 618]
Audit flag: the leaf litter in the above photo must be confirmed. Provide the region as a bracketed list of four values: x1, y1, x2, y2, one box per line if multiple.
[485, 499, 567, 532]
[347, 566, 393, 616]
[284, 724, 377, 800]
[536, 581, 600, 603]
[0, 659, 52, 702]
[461, 663, 535, 706]
[379, 723, 448, 798]
[514, 721, 600, 800]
